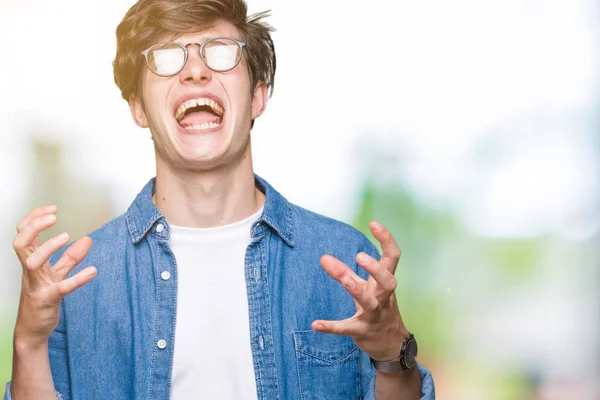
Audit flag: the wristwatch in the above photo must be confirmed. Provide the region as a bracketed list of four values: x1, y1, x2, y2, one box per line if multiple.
[370, 333, 418, 373]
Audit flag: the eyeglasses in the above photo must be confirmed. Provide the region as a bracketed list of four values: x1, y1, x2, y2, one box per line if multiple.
[141, 37, 246, 77]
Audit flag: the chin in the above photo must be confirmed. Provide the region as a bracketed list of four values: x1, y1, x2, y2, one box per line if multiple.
[177, 143, 235, 170]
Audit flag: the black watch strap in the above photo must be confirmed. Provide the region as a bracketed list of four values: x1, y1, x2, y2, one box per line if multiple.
[371, 357, 410, 373]
[370, 333, 417, 373]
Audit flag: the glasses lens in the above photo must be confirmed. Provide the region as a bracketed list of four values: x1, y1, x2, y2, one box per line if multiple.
[202, 39, 242, 72]
[146, 43, 185, 76]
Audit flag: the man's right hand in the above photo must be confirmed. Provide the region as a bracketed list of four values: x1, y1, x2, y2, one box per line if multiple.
[12, 205, 97, 348]
[9, 205, 97, 399]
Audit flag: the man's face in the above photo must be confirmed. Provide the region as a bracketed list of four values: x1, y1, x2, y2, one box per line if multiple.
[129, 20, 267, 171]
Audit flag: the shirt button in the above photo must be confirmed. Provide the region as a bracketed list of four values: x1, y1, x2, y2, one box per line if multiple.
[156, 223, 164, 233]
[157, 339, 167, 349]
[161, 271, 171, 281]
[259, 335, 264, 349]
[254, 267, 260, 282]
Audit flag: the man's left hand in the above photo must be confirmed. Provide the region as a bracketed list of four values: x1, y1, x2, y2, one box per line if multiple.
[312, 220, 409, 362]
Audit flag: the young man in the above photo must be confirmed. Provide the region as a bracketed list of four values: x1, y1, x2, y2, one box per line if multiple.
[6, 0, 434, 399]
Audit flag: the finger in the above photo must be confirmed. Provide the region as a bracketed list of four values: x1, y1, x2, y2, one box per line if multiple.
[356, 252, 397, 294]
[12, 214, 59, 262]
[52, 236, 93, 277]
[369, 221, 401, 273]
[320, 254, 366, 285]
[340, 275, 379, 312]
[16, 205, 57, 233]
[55, 266, 97, 298]
[25, 232, 70, 274]
[311, 318, 367, 337]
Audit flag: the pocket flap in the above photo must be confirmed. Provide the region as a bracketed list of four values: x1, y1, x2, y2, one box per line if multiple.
[293, 330, 357, 364]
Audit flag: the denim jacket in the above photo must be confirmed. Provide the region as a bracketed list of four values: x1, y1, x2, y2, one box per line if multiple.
[5, 175, 434, 399]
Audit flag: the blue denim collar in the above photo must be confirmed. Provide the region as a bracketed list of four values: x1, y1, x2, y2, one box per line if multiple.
[125, 174, 294, 247]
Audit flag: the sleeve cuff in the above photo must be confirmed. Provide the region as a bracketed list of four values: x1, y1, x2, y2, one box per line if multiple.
[4, 382, 64, 400]
[364, 361, 436, 399]
[3, 382, 11, 400]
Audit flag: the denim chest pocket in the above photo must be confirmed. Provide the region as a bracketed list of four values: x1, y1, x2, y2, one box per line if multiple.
[293, 330, 361, 400]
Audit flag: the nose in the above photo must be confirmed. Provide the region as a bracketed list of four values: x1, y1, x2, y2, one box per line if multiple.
[179, 43, 212, 84]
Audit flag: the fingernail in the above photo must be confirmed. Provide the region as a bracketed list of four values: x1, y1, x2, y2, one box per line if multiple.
[342, 276, 356, 289]
[58, 232, 69, 242]
[313, 323, 323, 331]
[357, 252, 370, 264]
[372, 221, 383, 231]
[46, 205, 57, 212]
[44, 214, 57, 222]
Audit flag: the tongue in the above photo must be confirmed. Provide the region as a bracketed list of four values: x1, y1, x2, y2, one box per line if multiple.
[179, 111, 221, 127]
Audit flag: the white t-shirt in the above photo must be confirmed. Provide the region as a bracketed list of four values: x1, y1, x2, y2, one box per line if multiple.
[169, 207, 264, 399]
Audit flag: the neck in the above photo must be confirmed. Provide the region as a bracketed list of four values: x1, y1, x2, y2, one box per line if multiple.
[152, 147, 265, 228]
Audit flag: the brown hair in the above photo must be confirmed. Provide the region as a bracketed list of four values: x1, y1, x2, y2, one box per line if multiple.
[113, 0, 276, 101]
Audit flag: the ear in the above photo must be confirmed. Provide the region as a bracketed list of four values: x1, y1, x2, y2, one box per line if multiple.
[251, 81, 268, 120]
[128, 93, 149, 128]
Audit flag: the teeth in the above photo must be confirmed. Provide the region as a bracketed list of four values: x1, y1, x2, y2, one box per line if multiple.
[175, 97, 224, 121]
[208, 99, 224, 115]
[183, 121, 221, 130]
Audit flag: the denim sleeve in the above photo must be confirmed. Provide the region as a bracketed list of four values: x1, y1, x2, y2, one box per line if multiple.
[359, 239, 436, 399]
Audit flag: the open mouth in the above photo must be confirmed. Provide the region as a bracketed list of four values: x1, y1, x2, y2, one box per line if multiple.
[174, 97, 224, 131]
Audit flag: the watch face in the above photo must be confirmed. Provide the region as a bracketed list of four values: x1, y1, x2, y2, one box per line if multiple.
[404, 338, 418, 368]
